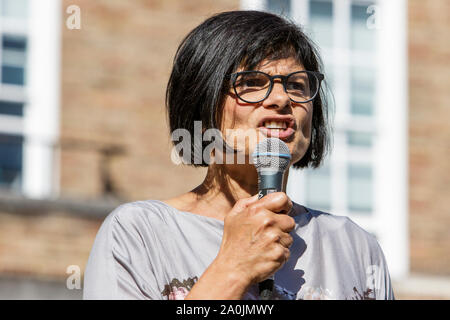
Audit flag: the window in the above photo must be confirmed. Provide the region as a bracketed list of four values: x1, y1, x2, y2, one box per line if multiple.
[309, 0, 333, 48]
[347, 130, 372, 147]
[1, 0, 28, 19]
[351, 65, 375, 116]
[267, 0, 291, 16]
[0, 133, 22, 191]
[0, 0, 61, 198]
[305, 0, 379, 217]
[305, 164, 331, 211]
[351, 3, 375, 51]
[242, 0, 408, 279]
[348, 163, 372, 212]
[1, 35, 27, 85]
[0, 0, 28, 191]
[0, 100, 23, 116]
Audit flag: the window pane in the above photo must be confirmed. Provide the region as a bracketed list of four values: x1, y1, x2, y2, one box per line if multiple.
[0, 101, 23, 116]
[351, 65, 374, 116]
[1, 0, 28, 19]
[2, 66, 25, 85]
[0, 134, 23, 190]
[351, 3, 375, 52]
[348, 163, 373, 213]
[305, 165, 331, 211]
[2, 35, 27, 85]
[309, 0, 333, 48]
[267, 0, 291, 16]
[347, 131, 372, 147]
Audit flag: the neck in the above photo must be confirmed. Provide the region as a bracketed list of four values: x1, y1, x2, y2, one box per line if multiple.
[189, 163, 290, 220]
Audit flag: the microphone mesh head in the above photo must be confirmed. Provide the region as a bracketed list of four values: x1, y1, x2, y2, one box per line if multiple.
[252, 138, 291, 172]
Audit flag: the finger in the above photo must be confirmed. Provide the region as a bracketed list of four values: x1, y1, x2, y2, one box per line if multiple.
[279, 233, 294, 248]
[284, 248, 291, 264]
[265, 229, 293, 248]
[258, 192, 293, 214]
[273, 245, 291, 266]
[233, 194, 259, 212]
[273, 214, 296, 233]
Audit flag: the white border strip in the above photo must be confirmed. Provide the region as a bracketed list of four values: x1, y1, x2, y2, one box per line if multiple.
[373, 0, 408, 279]
[22, 0, 61, 198]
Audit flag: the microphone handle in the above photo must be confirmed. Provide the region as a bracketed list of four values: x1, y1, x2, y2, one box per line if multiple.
[259, 278, 274, 300]
[257, 171, 285, 300]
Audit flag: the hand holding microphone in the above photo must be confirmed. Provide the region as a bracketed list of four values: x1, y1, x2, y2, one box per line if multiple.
[251, 137, 292, 299]
[214, 138, 294, 299]
[216, 191, 295, 297]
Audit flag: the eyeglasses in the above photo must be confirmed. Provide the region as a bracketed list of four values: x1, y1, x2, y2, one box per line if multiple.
[229, 70, 324, 104]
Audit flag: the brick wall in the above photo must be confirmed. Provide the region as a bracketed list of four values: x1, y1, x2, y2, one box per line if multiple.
[2, 0, 449, 299]
[0, 0, 240, 290]
[0, 193, 111, 279]
[0, 212, 99, 278]
[408, 0, 450, 275]
[60, 0, 240, 201]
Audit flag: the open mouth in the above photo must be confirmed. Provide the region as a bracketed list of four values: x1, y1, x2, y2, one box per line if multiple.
[257, 116, 295, 140]
[263, 120, 288, 129]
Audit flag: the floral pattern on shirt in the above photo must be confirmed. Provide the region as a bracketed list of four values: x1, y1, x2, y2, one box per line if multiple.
[161, 276, 198, 300]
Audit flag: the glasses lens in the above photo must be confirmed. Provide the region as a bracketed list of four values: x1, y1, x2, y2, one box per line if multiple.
[234, 72, 270, 103]
[286, 71, 319, 103]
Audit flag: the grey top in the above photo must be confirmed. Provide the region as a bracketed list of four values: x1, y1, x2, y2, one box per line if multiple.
[83, 200, 394, 300]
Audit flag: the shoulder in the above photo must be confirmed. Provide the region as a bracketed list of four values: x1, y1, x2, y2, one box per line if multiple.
[304, 206, 380, 252]
[306, 206, 371, 236]
[106, 199, 176, 229]
[84, 200, 173, 299]
[89, 200, 181, 249]
[88, 200, 168, 242]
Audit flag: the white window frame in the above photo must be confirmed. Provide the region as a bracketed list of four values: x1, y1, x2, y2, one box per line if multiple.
[241, 0, 408, 280]
[0, 0, 62, 199]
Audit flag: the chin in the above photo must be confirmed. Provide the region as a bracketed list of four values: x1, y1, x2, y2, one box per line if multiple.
[288, 140, 309, 163]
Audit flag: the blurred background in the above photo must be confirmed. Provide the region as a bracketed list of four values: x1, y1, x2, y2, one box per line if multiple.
[0, 0, 448, 299]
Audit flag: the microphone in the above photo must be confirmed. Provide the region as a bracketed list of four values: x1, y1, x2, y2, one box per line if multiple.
[251, 137, 291, 300]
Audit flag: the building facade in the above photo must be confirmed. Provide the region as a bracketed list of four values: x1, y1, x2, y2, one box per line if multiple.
[0, 0, 448, 299]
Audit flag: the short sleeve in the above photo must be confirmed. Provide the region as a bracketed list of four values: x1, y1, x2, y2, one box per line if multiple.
[83, 205, 164, 299]
[367, 238, 395, 300]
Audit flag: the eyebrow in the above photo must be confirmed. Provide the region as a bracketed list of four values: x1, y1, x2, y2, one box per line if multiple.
[253, 64, 306, 74]
[248, 68, 307, 74]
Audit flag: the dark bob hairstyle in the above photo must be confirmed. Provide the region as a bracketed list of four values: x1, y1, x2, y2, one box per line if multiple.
[166, 10, 330, 169]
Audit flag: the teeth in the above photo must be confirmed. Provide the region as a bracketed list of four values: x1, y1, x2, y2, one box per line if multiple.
[264, 121, 287, 129]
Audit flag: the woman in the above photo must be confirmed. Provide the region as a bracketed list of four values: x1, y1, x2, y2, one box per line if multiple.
[83, 10, 394, 300]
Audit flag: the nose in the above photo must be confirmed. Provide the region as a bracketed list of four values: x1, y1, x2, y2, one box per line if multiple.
[262, 80, 291, 109]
